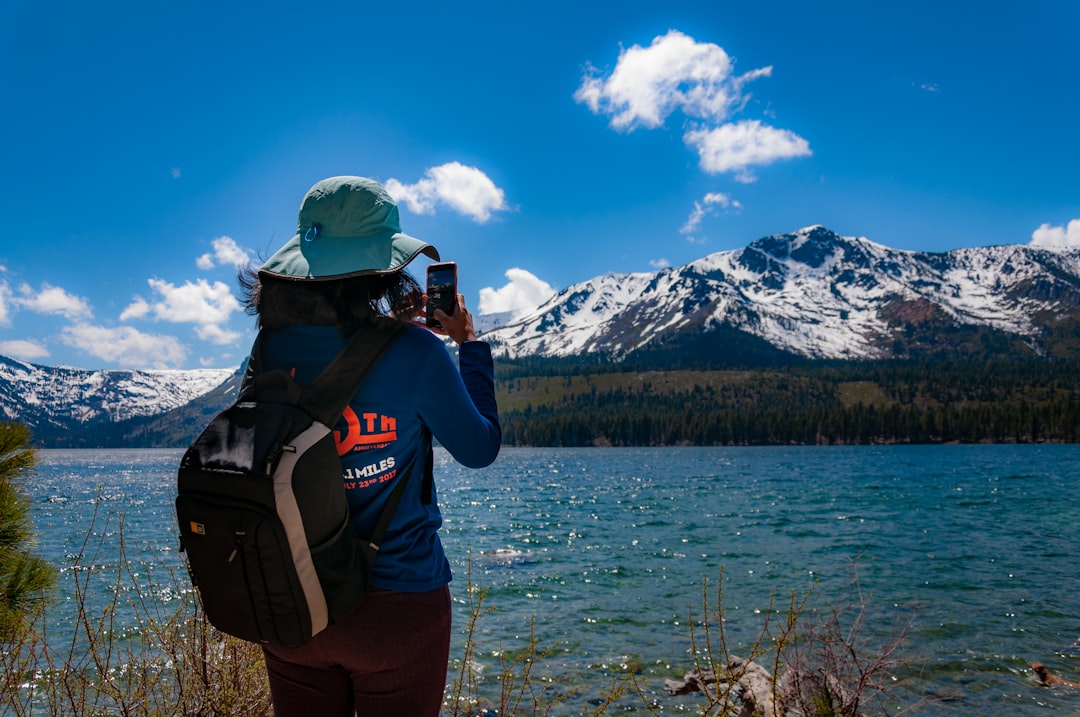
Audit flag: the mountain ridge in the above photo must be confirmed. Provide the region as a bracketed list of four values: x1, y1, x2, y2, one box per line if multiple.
[481, 226, 1080, 362]
[0, 353, 237, 446]
[4, 225, 1080, 447]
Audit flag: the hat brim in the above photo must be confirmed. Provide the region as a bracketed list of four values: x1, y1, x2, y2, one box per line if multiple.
[260, 230, 440, 280]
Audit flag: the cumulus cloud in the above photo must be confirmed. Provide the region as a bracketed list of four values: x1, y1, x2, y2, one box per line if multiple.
[195, 322, 241, 344]
[385, 162, 509, 222]
[119, 296, 151, 321]
[575, 29, 758, 130]
[1030, 219, 1080, 249]
[575, 29, 810, 176]
[649, 258, 671, 269]
[685, 120, 811, 177]
[478, 268, 556, 317]
[144, 278, 239, 325]
[703, 191, 741, 209]
[0, 282, 11, 327]
[196, 236, 252, 270]
[681, 192, 743, 239]
[122, 278, 242, 345]
[61, 323, 187, 369]
[16, 283, 93, 321]
[0, 340, 50, 362]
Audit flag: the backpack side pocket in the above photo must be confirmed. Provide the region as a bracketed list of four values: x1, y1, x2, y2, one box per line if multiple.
[308, 513, 370, 625]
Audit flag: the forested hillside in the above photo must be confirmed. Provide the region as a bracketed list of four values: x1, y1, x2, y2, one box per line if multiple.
[18, 355, 1080, 448]
[495, 361, 1080, 446]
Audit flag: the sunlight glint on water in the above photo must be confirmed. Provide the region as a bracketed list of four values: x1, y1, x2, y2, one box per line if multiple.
[28, 446, 1080, 715]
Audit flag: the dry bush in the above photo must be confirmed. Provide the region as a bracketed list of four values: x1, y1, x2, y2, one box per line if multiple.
[0, 500, 271, 717]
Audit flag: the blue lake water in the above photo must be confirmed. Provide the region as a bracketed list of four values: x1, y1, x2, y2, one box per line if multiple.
[27, 446, 1080, 715]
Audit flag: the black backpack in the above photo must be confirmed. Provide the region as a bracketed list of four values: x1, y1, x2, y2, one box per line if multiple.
[175, 319, 409, 648]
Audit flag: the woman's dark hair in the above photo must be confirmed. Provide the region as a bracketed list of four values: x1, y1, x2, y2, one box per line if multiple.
[239, 266, 422, 333]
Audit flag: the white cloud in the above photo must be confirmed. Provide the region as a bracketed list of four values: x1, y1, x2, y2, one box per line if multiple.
[146, 278, 239, 325]
[196, 235, 252, 270]
[119, 296, 152, 321]
[0, 340, 50, 362]
[703, 191, 740, 209]
[575, 29, 810, 176]
[649, 258, 671, 269]
[385, 162, 509, 223]
[195, 322, 242, 345]
[681, 206, 708, 236]
[575, 29, 758, 130]
[684, 120, 811, 176]
[122, 278, 242, 345]
[680, 192, 743, 239]
[478, 268, 556, 317]
[15, 282, 93, 321]
[0, 282, 11, 326]
[61, 324, 187, 369]
[1030, 219, 1080, 248]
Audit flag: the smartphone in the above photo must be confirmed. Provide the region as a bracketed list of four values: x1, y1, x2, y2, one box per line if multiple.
[426, 261, 458, 329]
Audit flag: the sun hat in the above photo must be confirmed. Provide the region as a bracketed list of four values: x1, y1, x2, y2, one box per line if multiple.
[260, 176, 440, 280]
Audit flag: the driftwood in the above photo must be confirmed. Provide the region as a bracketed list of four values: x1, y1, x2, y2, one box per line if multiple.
[664, 656, 776, 717]
[665, 655, 864, 717]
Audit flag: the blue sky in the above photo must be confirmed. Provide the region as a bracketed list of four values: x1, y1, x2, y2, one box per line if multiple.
[1, 0, 1077, 370]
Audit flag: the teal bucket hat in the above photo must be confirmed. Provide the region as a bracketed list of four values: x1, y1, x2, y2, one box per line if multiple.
[260, 176, 440, 280]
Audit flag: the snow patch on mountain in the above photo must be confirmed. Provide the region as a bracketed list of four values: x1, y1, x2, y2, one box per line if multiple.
[0, 355, 236, 424]
[480, 226, 1080, 361]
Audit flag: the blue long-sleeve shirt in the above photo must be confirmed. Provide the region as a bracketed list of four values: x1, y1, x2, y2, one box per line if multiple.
[260, 323, 500, 591]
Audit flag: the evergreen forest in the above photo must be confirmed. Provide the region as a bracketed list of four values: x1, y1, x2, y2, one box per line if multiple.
[494, 360, 1080, 446]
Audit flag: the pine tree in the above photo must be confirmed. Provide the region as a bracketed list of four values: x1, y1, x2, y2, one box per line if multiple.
[0, 422, 55, 639]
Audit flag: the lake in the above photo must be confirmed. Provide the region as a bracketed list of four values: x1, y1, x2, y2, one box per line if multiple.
[26, 446, 1080, 715]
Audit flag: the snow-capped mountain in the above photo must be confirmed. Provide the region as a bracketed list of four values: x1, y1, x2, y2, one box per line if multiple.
[0, 354, 236, 442]
[5, 224, 1080, 447]
[481, 226, 1080, 361]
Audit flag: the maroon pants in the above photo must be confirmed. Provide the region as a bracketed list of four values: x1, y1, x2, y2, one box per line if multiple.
[262, 586, 452, 717]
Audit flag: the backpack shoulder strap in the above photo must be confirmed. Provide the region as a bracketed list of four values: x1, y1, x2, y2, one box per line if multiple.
[237, 336, 264, 398]
[239, 318, 410, 422]
[301, 317, 411, 426]
[318, 319, 416, 556]
[239, 318, 416, 555]
[365, 444, 414, 554]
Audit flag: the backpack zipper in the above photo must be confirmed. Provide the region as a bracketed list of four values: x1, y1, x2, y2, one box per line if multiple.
[228, 530, 246, 563]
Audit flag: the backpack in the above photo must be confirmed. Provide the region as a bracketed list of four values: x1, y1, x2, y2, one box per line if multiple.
[175, 319, 409, 648]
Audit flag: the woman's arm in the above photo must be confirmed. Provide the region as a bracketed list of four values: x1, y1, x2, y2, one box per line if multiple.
[412, 294, 500, 467]
[413, 337, 501, 468]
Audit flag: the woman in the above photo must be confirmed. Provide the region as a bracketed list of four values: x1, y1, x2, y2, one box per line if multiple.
[241, 175, 501, 716]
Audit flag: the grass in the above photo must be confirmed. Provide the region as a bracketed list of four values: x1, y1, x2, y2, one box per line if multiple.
[446, 560, 932, 717]
[496, 370, 794, 412]
[0, 500, 272, 717]
[835, 382, 893, 410]
[0, 503, 929, 717]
